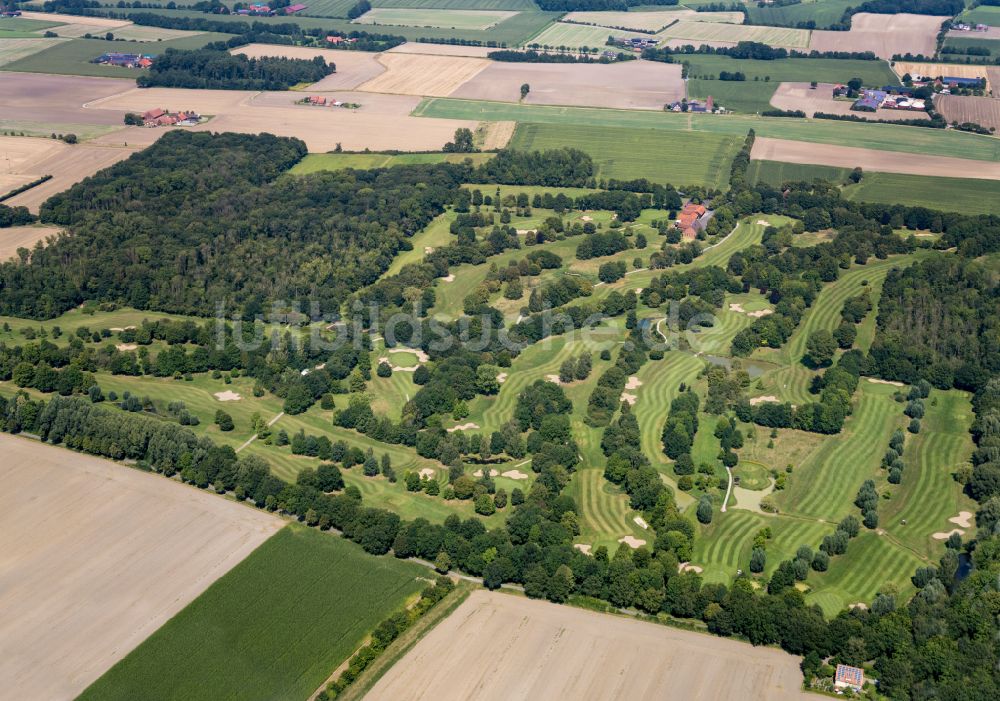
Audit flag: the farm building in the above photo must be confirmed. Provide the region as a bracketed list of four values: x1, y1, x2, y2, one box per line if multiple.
[238, 4, 276, 16]
[852, 89, 887, 112]
[676, 202, 709, 240]
[942, 76, 985, 89]
[1, 9, 22, 16]
[284, 3, 307, 13]
[620, 36, 659, 50]
[326, 35, 357, 45]
[834, 664, 864, 692]
[666, 97, 717, 113]
[94, 53, 154, 68]
[140, 108, 201, 127]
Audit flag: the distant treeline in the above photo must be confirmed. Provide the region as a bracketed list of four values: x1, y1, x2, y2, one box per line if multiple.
[535, 0, 677, 10]
[643, 40, 880, 62]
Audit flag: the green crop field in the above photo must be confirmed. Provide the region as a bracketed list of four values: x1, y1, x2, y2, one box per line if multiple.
[353, 8, 519, 30]
[843, 172, 1000, 215]
[687, 79, 778, 114]
[748, 159, 851, 186]
[298, 0, 358, 18]
[657, 20, 812, 48]
[509, 123, 743, 188]
[0, 34, 232, 76]
[745, 0, 855, 29]
[0, 16, 62, 31]
[959, 4, 1000, 25]
[942, 35, 1000, 54]
[415, 98, 1000, 162]
[79, 525, 426, 701]
[289, 152, 493, 174]
[528, 21, 644, 49]
[0, 37, 66, 67]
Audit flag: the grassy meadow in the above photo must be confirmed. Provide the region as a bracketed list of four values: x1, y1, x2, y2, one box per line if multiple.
[78, 525, 427, 701]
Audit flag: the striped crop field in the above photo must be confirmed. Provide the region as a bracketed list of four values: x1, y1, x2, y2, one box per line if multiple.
[509, 123, 743, 189]
[805, 532, 923, 616]
[880, 389, 976, 559]
[779, 381, 904, 522]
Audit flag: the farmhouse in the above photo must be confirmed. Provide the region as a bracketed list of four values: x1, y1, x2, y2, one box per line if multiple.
[942, 76, 984, 89]
[140, 108, 202, 127]
[677, 202, 709, 239]
[834, 664, 864, 692]
[284, 3, 307, 13]
[94, 52, 154, 69]
[667, 97, 717, 113]
[852, 89, 887, 112]
[238, 3, 275, 16]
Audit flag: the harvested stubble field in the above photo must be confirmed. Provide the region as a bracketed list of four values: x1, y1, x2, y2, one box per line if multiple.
[385, 41, 496, 57]
[657, 20, 811, 48]
[372, 0, 537, 7]
[769, 82, 928, 121]
[360, 53, 490, 96]
[450, 59, 684, 110]
[79, 525, 427, 701]
[563, 9, 685, 31]
[367, 590, 810, 700]
[809, 13, 946, 59]
[0, 433, 283, 701]
[0, 224, 62, 260]
[89, 88, 476, 152]
[232, 43, 386, 90]
[935, 94, 1000, 132]
[750, 136, 1000, 181]
[18, 10, 131, 29]
[106, 24, 206, 41]
[353, 7, 518, 30]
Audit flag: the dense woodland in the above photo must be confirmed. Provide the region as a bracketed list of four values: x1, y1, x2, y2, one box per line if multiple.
[137, 46, 333, 90]
[2, 130, 1000, 698]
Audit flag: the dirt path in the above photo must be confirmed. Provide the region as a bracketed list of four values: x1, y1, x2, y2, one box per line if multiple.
[235, 411, 285, 453]
[721, 465, 733, 513]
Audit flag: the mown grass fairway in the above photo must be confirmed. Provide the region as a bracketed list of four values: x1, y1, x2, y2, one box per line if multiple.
[510, 123, 741, 188]
[289, 152, 493, 175]
[78, 525, 426, 701]
[415, 98, 1000, 162]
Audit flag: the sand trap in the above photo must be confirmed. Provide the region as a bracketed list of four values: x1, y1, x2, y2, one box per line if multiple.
[747, 309, 773, 318]
[932, 529, 964, 541]
[496, 372, 508, 384]
[868, 378, 905, 387]
[756, 220, 770, 226]
[447, 422, 480, 432]
[849, 602, 869, 611]
[618, 535, 647, 548]
[581, 215, 593, 222]
[749, 395, 779, 406]
[472, 469, 500, 478]
[390, 347, 430, 363]
[424, 246, 434, 253]
[678, 562, 703, 574]
[620, 392, 637, 406]
[573, 543, 592, 555]
[728, 303, 745, 313]
[115, 343, 137, 351]
[634, 516, 648, 530]
[949, 511, 973, 528]
[624, 376, 642, 390]
[214, 391, 242, 401]
[545, 374, 562, 384]
[501, 469, 529, 480]
[418, 467, 436, 479]
[441, 273, 455, 282]
[109, 326, 135, 332]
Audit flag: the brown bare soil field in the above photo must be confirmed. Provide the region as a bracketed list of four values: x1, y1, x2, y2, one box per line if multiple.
[385, 42, 496, 57]
[359, 53, 490, 97]
[936, 94, 1000, 131]
[752, 136, 1000, 180]
[0, 72, 134, 126]
[809, 13, 946, 59]
[232, 43, 386, 90]
[0, 224, 62, 260]
[770, 82, 929, 121]
[989, 68, 1000, 95]
[450, 60, 684, 110]
[893, 62, 992, 91]
[367, 591, 809, 701]
[0, 434, 283, 701]
[0, 136, 137, 212]
[88, 86, 254, 114]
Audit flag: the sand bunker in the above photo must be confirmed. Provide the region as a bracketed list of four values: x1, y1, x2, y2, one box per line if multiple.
[624, 376, 642, 390]
[447, 422, 480, 432]
[114, 343, 137, 351]
[214, 391, 242, 401]
[868, 378, 905, 387]
[729, 303, 746, 313]
[747, 309, 773, 318]
[496, 372, 508, 384]
[678, 562, 703, 574]
[749, 395, 779, 406]
[618, 535, 647, 548]
[634, 516, 648, 530]
[949, 511, 973, 528]
[620, 392, 637, 406]
[441, 274, 455, 282]
[573, 543, 592, 555]
[545, 374, 562, 384]
[932, 528, 964, 541]
[472, 469, 500, 478]
[418, 467, 437, 479]
[501, 470, 529, 480]
[390, 347, 430, 363]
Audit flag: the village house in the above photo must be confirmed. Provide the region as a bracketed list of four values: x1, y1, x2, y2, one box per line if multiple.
[834, 664, 864, 692]
[676, 202, 708, 241]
